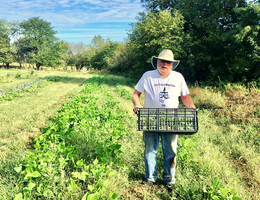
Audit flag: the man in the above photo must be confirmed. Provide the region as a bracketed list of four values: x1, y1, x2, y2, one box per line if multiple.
[132, 49, 195, 187]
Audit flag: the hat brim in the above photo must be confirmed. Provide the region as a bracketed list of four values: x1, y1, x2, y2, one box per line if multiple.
[151, 57, 180, 70]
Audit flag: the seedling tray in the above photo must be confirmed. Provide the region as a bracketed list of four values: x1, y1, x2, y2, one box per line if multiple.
[137, 108, 198, 134]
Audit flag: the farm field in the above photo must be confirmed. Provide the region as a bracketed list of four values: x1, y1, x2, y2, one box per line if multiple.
[0, 69, 259, 199]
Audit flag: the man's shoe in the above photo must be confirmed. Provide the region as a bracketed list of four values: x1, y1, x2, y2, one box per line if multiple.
[165, 184, 175, 192]
[142, 179, 154, 186]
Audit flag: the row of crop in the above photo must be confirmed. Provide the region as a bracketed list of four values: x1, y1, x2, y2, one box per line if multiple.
[0, 76, 62, 101]
[14, 76, 130, 200]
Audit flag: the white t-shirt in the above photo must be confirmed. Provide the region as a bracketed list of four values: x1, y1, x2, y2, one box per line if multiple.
[135, 70, 190, 108]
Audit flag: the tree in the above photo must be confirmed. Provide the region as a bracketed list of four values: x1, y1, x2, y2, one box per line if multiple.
[90, 35, 106, 52]
[81, 35, 120, 71]
[69, 42, 87, 70]
[13, 37, 28, 67]
[230, 3, 260, 81]
[56, 41, 72, 70]
[0, 19, 15, 67]
[108, 41, 135, 75]
[45, 40, 70, 68]
[128, 10, 189, 79]
[19, 17, 58, 70]
[90, 39, 119, 70]
[140, 0, 260, 83]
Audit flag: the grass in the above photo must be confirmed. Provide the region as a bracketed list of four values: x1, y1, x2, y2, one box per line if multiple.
[0, 68, 259, 199]
[0, 69, 90, 159]
[188, 84, 260, 199]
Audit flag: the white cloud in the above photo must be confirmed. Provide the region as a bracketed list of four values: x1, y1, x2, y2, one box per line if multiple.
[0, 0, 143, 43]
[1, 0, 143, 23]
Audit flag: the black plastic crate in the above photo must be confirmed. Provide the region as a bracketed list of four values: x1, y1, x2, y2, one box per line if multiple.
[137, 108, 198, 134]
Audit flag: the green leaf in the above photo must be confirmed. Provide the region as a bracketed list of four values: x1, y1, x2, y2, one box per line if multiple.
[14, 193, 23, 200]
[43, 189, 52, 197]
[103, 180, 109, 187]
[220, 188, 229, 196]
[87, 193, 98, 200]
[109, 193, 118, 199]
[24, 171, 41, 179]
[72, 171, 88, 181]
[82, 193, 88, 200]
[28, 182, 36, 191]
[14, 165, 22, 173]
[27, 155, 35, 162]
[34, 142, 41, 149]
[108, 171, 117, 177]
[69, 179, 77, 190]
[39, 135, 44, 141]
[87, 185, 94, 191]
[37, 183, 43, 193]
[41, 127, 48, 133]
[84, 165, 89, 171]
[76, 159, 84, 167]
[229, 188, 236, 194]
[93, 158, 98, 165]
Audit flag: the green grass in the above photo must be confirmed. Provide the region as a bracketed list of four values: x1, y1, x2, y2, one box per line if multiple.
[0, 69, 259, 199]
[0, 70, 90, 159]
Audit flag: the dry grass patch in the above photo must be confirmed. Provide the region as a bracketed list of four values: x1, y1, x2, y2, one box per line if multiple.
[223, 88, 260, 125]
[190, 86, 225, 109]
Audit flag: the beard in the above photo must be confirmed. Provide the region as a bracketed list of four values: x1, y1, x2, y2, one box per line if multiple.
[157, 66, 171, 77]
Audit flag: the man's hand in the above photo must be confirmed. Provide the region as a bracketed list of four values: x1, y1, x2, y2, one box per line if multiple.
[133, 105, 143, 114]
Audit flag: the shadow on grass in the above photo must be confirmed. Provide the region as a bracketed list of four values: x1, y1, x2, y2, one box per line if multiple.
[44, 76, 88, 86]
[42, 74, 137, 88]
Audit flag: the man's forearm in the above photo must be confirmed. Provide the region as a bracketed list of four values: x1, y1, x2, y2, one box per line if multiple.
[181, 95, 195, 108]
[132, 93, 141, 106]
[132, 90, 143, 113]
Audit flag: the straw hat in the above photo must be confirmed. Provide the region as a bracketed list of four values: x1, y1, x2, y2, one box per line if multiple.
[151, 49, 180, 70]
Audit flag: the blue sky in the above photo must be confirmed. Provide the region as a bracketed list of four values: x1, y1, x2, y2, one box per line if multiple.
[0, 0, 144, 44]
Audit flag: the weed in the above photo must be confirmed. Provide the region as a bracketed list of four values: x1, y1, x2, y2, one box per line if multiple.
[203, 177, 242, 200]
[15, 72, 22, 79]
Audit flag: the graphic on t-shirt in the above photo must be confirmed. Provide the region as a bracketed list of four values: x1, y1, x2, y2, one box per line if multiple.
[159, 87, 169, 107]
[159, 87, 169, 99]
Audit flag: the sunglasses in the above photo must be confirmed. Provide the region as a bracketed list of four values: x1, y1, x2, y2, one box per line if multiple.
[159, 59, 173, 64]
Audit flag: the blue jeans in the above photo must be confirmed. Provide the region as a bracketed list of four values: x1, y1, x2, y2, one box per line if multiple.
[143, 132, 178, 185]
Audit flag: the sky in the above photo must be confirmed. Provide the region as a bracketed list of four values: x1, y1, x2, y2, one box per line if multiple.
[0, 0, 145, 44]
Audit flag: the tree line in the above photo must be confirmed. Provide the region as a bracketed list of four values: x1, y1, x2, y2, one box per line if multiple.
[0, 0, 259, 85]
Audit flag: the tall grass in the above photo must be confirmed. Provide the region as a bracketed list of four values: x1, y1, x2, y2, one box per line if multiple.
[188, 84, 260, 199]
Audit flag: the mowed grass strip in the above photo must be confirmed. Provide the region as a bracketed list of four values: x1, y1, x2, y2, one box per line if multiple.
[0, 70, 91, 160]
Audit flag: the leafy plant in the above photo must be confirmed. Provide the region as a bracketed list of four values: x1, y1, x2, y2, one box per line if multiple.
[203, 177, 242, 200]
[15, 72, 22, 79]
[0, 76, 61, 101]
[14, 75, 129, 199]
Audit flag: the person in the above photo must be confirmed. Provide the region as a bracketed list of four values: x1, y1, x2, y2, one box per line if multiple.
[132, 49, 195, 188]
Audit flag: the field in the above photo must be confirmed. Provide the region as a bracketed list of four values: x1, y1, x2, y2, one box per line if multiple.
[0, 68, 259, 200]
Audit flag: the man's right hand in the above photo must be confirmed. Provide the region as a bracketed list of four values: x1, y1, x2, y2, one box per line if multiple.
[133, 105, 143, 114]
